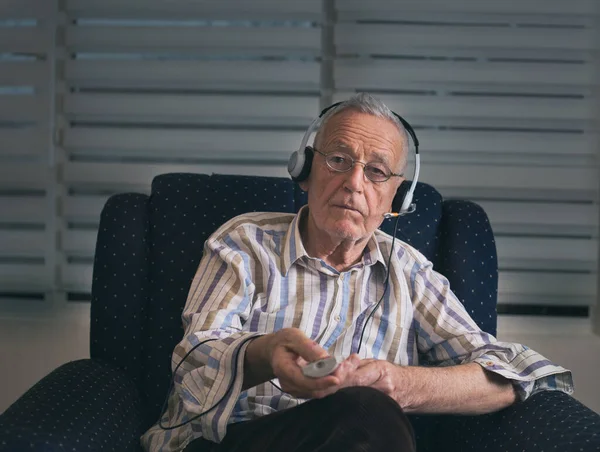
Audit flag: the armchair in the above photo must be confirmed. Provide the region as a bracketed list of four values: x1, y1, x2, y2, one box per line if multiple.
[1, 174, 599, 452]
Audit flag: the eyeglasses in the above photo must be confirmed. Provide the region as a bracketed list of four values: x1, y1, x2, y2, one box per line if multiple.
[313, 148, 403, 183]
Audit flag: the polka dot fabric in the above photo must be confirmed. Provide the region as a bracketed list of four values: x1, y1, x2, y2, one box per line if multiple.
[0, 359, 144, 452]
[90, 193, 150, 387]
[435, 200, 498, 337]
[439, 390, 600, 451]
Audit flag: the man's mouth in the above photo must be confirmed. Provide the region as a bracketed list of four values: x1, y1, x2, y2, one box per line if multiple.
[333, 204, 360, 213]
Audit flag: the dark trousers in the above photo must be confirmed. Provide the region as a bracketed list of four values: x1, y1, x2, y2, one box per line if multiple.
[185, 386, 416, 452]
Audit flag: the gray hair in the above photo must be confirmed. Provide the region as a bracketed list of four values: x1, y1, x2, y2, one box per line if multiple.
[313, 92, 410, 173]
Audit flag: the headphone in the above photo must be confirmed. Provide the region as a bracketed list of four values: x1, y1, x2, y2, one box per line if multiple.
[287, 101, 421, 216]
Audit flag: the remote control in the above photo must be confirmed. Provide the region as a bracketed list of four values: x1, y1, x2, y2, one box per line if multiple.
[302, 356, 340, 378]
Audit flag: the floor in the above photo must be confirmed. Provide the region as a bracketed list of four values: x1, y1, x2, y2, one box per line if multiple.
[1, 308, 599, 415]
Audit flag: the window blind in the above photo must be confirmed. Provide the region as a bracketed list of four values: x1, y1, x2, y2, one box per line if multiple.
[334, 0, 599, 307]
[1, 0, 598, 312]
[0, 0, 56, 305]
[57, 0, 322, 294]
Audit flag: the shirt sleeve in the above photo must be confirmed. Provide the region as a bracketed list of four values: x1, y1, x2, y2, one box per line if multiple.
[166, 235, 261, 443]
[410, 259, 574, 401]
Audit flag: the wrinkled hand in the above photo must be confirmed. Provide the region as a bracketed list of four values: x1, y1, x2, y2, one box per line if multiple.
[351, 359, 398, 398]
[310, 358, 399, 400]
[268, 328, 360, 399]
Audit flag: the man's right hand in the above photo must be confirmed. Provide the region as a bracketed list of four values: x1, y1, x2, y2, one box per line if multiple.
[244, 328, 360, 399]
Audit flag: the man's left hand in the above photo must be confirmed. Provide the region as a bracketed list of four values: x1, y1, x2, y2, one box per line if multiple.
[313, 358, 399, 400]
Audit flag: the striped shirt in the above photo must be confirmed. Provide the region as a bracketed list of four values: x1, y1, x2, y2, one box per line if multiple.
[141, 207, 573, 451]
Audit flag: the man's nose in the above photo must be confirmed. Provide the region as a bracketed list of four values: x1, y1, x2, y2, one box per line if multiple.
[342, 163, 366, 192]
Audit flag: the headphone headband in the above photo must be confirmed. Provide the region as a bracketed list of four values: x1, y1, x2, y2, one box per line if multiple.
[287, 99, 421, 215]
[318, 102, 420, 150]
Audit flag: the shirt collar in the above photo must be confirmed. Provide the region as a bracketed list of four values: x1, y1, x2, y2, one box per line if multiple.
[281, 205, 388, 275]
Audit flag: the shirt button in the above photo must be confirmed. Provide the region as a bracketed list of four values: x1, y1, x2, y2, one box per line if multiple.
[335, 315, 341, 321]
[485, 361, 494, 366]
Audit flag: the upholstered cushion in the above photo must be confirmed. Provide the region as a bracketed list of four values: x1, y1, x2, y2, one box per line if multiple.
[90, 193, 150, 386]
[434, 200, 498, 337]
[439, 390, 600, 452]
[0, 359, 144, 452]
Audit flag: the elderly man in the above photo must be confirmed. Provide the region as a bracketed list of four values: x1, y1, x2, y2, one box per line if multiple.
[141, 93, 572, 452]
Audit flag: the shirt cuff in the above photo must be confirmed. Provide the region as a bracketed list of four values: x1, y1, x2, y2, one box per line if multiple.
[472, 343, 574, 401]
[179, 332, 263, 443]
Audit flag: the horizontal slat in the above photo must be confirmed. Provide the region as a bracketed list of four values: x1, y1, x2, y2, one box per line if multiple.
[0, 0, 55, 18]
[64, 162, 290, 190]
[424, 152, 594, 170]
[497, 270, 596, 305]
[63, 195, 109, 222]
[66, 26, 320, 55]
[64, 128, 303, 157]
[497, 292, 593, 306]
[442, 187, 594, 203]
[66, 0, 322, 20]
[336, 0, 597, 17]
[63, 229, 96, 256]
[496, 236, 597, 270]
[499, 271, 595, 298]
[0, 263, 49, 290]
[0, 95, 45, 122]
[65, 60, 320, 91]
[335, 24, 595, 53]
[335, 60, 592, 88]
[420, 162, 597, 193]
[0, 230, 46, 256]
[63, 128, 596, 172]
[62, 263, 92, 292]
[0, 128, 48, 157]
[480, 201, 598, 230]
[414, 130, 591, 156]
[64, 94, 319, 126]
[334, 92, 590, 121]
[63, 128, 593, 158]
[0, 164, 49, 190]
[0, 197, 47, 223]
[338, 14, 593, 29]
[0, 27, 49, 54]
[0, 61, 47, 86]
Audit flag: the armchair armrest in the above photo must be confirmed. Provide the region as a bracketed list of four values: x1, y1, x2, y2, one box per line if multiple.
[438, 391, 600, 452]
[0, 359, 144, 452]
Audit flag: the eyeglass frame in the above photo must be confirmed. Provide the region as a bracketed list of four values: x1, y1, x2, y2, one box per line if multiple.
[311, 147, 404, 183]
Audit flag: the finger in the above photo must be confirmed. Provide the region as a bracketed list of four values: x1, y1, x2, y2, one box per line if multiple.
[273, 348, 341, 395]
[358, 358, 377, 367]
[281, 373, 340, 399]
[289, 338, 330, 363]
[295, 356, 309, 367]
[349, 361, 383, 387]
[331, 355, 361, 383]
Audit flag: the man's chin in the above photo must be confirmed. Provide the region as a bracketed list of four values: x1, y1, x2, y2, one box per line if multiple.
[326, 221, 366, 241]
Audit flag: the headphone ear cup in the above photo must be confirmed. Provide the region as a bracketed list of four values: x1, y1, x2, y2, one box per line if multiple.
[292, 146, 314, 182]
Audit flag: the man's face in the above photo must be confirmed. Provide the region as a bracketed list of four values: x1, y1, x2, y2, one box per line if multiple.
[300, 109, 406, 242]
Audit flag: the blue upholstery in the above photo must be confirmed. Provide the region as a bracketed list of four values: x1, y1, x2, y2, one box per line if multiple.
[1, 173, 599, 452]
